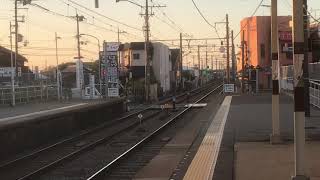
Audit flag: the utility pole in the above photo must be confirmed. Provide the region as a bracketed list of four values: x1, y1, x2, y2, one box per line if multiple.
[303, 0, 310, 117]
[192, 55, 195, 69]
[211, 55, 213, 70]
[179, 33, 183, 86]
[292, 0, 308, 179]
[216, 57, 218, 71]
[55, 32, 61, 101]
[231, 30, 236, 81]
[197, 45, 201, 86]
[270, 0, 281, 144]
[117, 27, 127, 44]
[9, 22, 15, 107]
[144, 0, 151, 102]
[14, 0, 18, 72]
[241, 30, 245, 93]
[116, 0, 165, 102]
[75, 14, 84, 97]
[226, 14, 230, 83]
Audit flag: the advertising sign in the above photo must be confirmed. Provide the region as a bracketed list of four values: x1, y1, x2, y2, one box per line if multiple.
[103, 42, 120, 97]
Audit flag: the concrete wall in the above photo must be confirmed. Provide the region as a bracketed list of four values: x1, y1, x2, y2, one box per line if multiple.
[0, 99, 125, 160]
[152, 42, 172, 92]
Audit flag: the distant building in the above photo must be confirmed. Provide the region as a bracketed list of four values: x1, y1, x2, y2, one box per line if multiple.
[239, 16, 293, 89]
[0, 46, 29, 84]
[310, 23, 320, 63]
[118, 42, 173, 93]
[61, 63, 93, 89]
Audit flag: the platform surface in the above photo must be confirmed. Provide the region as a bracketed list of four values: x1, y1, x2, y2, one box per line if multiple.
[235, 141, 320, 180]
[183, 96, 232, 180]
[0, 98, 124, 128]
[213, 93, 320, 180]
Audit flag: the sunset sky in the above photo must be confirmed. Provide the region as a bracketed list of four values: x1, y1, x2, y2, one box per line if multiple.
[0, 0, 319, 69]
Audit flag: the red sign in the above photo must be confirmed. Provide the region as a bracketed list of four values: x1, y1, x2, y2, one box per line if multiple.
[279, 31, 292, 41]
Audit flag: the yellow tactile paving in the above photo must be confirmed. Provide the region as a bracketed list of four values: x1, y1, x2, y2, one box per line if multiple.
[183, 96, 232, 180]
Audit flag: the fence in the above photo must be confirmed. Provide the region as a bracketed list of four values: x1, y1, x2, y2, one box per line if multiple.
[280, 64, 320, 109]
[310, 79, 320, 108]
[0, 84, 58, 105]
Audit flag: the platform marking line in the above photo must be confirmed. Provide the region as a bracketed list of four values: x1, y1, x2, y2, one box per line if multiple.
[0, 103, 88, 122]
[183, 96, 232, 180]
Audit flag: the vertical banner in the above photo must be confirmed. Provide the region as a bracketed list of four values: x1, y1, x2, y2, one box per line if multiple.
[103, 42, 120, 97]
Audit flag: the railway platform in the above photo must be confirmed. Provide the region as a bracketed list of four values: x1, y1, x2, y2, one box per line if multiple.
[0, 97, 126, 160]
[188, 93, 320, 180]
[0, 98, 125, 128]
[132, 92, 320, 180]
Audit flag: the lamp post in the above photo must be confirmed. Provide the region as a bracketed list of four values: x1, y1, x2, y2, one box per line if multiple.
[79, 33, 102, 97]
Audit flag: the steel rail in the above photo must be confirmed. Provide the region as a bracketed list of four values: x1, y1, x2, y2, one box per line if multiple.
[87, 83, 223, 180]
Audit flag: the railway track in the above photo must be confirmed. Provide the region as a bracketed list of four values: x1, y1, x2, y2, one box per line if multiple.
[0, 81, 222, 180]
[87, 83, 223, 180]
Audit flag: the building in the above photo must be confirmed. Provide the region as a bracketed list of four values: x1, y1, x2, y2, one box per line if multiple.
[310, 23, 320, 63]
[118, 42, 173, 93]
[0, 46, 29, 84]
[238, 16, 292, 89]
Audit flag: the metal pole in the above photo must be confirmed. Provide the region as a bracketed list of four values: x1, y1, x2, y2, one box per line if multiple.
[292, 0, 308, 179]
[211, 55, 213, 70]
[226, 14, 230, 83]
[180, 33, 183, 86]
[270, 0, 281, 144]
[10, 22, 15, 107]
[55, 32, 61, 101]
[103, 41, 108, 98]
[303, 0, 310, 117]
[192, 55, 195, 69]
[144, 0, 150, 102]
[241, 31, 245, 93]
[197, 45, 201, 86]
[76, 14, 82, 98]
[205, 40, 208, 69]
[98, 42, 102, 98]
[80, 34, 102, 97]
[231, 30, 236, 81]
[14, 0, 18, 73]
[256, 68, 259, 93]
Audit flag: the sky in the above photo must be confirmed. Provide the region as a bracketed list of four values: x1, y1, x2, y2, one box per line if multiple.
[0, 0, 319, 69]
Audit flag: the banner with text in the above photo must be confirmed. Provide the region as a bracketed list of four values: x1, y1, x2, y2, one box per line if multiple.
[103, 42, 120, 97]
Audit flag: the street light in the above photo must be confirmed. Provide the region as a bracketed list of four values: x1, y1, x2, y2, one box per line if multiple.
[79, 33, 102, 97]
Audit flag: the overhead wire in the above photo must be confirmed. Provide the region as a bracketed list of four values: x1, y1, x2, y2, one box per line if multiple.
[190, 0, 222, 40]
[62, 0, 142, 31]
[233, 0, 264, 40]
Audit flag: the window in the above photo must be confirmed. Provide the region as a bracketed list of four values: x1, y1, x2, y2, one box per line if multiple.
[133, 53, 140, 60]
[260, 44, 265, 59]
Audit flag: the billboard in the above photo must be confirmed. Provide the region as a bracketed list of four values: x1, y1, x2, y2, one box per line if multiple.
[103, 42, 120, 97]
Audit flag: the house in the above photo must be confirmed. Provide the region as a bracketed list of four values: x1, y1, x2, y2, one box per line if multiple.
[0, 46, 30, 84]
[118, 42, 173, 93]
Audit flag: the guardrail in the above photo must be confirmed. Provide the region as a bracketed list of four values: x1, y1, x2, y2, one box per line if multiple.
[280, 78, 320, 109]
[0, 85, 58, 105]
[310, 79, 320, 108]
